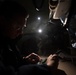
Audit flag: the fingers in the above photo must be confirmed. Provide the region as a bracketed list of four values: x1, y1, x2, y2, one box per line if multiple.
[25, 53, 41, 60]
[42, 54, 59, 64]
[24, 53, 41, 64]
[31, 53, 41, 60]
[49, 54, 58, 58]
[48, 54, 58, 57]
[25, 53, 34, 59]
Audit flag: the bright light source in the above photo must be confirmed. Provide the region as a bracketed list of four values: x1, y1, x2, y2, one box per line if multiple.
[38, 29, 42, 33]
[37, 17, 41, 20]
[66, 28, 68, 31]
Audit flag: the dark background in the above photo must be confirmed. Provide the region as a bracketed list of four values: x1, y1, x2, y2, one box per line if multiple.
[1, 0, 76, 56]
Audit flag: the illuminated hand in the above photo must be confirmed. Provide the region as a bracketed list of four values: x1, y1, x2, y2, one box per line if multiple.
[46, 54, 59, 68]
[24, 53, 41, 64]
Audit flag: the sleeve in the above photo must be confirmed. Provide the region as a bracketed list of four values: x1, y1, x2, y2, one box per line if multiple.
[17, 64, 52, 75]
[0, 61, 16, 75]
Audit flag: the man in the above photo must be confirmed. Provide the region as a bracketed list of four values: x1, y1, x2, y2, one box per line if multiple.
[0, 0, 41, 69]
[17, 54, 67, 75]
[0, 1, 67, 75]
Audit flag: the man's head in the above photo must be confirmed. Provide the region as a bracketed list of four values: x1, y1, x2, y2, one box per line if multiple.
[0, 1, 29, 39]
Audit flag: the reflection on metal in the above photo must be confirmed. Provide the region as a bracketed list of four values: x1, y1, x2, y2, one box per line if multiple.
[49, 0, 60, 20]
[32, 0, 44, 11]
[49, 0, 59, 10]
[49, 0, 72, 27]
[36, 8, 39, 11]
[53, 0, 71, 19]
[60, 17, 68, 26]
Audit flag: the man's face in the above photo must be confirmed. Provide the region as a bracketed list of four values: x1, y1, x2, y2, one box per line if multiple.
[5, 15, 28, 39]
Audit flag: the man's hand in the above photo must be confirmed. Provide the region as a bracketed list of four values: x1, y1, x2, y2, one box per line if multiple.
[46, 54, 59, 69]
[23, 53, 41, 64]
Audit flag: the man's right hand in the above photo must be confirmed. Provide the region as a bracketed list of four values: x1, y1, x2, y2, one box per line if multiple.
[46, 54, 59, 69]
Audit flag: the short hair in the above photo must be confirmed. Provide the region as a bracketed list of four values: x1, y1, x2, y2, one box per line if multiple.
[0, 1, 28, 20]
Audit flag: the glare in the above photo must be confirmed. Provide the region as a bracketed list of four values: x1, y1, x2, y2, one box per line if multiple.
[66, 28, 68, 31]
[37, 17, 41, 20]
[24, 24, 26, 27]
[38, 29, 42, 33]
[36, 8, 39, 11]
[60, 18, 68, 26]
